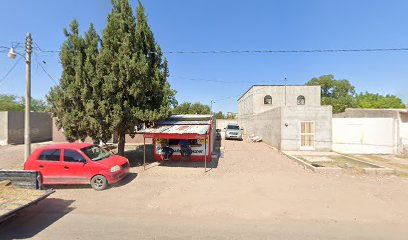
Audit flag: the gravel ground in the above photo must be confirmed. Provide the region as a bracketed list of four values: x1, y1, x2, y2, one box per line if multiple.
[0, 181, 46, 217]
[1, 140, 408, 239]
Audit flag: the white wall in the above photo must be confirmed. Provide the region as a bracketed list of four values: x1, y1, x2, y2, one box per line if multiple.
[332, 118, 397, 154]
[216, 119, 238, 131]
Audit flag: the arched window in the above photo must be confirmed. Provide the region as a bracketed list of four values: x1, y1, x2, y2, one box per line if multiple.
[297, 95, 305, 105]
[264, 95, 272, 105]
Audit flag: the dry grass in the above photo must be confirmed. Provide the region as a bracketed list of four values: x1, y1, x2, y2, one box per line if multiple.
[0, 181, 45, 216]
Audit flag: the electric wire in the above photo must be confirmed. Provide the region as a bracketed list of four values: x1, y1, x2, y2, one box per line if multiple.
[34, 52, 58, 85]
[156, 48, 408, 54]
[0, 57, 23, 87]
[25, 46, 408, 55]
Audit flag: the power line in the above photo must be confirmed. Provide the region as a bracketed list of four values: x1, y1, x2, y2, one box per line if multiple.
[151, 48, 408, 54]
[0, 57, 23, 87]
[34, 52, 58, 85]
[24, 46, 408, 55]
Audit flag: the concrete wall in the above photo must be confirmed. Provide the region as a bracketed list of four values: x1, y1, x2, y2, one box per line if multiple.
[0, 112, 8, 145]
[238, 85, 321, 118]
[7, 112, 52, 144]
[52, 117, 151, 144]
[280, 106, 332, 151]
[334, 108, 402, 119]
[400, 113, 408, 154]
[216, 119, 239, 131]
[238, 91, 254, 117]
[0, 112, 52, 145]
[332, 118, 397, 154]
[239, 107, 282, 148]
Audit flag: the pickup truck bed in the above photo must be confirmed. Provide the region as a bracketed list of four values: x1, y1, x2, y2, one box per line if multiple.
[0, 170, 54, 223]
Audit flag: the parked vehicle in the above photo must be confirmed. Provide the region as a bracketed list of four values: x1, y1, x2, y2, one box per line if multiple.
[224, 123, 243, 140]
[24, 143, 129, 191]
[0, 170, 54, 223]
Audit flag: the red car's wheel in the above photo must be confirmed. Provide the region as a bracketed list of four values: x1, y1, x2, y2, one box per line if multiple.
[91, 175, 108, 191]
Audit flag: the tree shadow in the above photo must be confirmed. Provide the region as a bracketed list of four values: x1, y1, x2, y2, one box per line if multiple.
[157, 138, 222, 171]
[124, 144, 155, 167]
[0, 198, 75, 240]
[123, 141, 223, 171]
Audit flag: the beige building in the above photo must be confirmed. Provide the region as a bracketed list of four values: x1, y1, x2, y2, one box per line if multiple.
[238, 85, 332, 151]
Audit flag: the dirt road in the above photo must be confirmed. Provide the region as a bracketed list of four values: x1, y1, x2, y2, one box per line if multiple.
[1, 140, 408, 239]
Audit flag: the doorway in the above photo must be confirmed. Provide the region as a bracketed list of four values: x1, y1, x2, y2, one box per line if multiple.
[300, 121, 315, 150]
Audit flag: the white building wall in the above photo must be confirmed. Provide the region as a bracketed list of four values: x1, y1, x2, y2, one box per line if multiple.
[216, 119, 239, 131]
[400, 121, 408, 154]
[332, 118, 397, 154]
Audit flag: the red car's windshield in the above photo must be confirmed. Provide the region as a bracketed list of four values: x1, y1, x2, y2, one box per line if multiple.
[81, 146, 112, 161]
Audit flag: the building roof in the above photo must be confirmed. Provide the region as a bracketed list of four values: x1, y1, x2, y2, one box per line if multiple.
[156, 114, 212, 125]
[333, 108, 408, 118]
[145, 124, 210, 135]
[157, 120, 211, 125]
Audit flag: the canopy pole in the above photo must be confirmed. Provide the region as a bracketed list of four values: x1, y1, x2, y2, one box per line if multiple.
[143, 136, 146, 171]
[204, 137, 207, 173]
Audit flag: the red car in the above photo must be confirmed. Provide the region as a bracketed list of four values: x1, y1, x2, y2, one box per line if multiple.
[24, 143, 129, 190]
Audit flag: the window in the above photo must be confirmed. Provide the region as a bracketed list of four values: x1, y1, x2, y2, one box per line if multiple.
[226, 125, 240, 130]
[264, 95, 272, 104]
[38, 149, 61, 161]
[64, 149, 86, 163]
[297, 95, 305, 105]
[80, 146, 111, 161]
[300, 121, 315, 149]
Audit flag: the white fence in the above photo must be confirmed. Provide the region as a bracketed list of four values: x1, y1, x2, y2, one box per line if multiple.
[332, 118, 397, 154]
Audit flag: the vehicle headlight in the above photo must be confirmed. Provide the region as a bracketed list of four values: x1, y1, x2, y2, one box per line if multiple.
[110, 165, 120, 172]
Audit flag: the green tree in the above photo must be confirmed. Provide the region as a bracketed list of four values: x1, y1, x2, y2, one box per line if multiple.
[213, 111, 225, 119]
[0, 94, 24, 111]
[98, 0, 175, 155]
[172, 102, 211, 115]
[26, 98, 47, 112]
[83, 23, 112, 142]
[172, 102, 192, 114]
[355, 92, 406, 109]
[306, 75, 356, 113]
[0, 94, 46, 112]
[47, 19, 89, 142]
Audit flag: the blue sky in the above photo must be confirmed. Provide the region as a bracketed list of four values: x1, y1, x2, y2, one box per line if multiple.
[1, 0, 408, 113]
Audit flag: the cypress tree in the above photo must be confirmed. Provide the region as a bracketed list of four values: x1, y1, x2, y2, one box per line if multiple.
[99, 0, 175, 155]
[83, 23, 111, 143]
[48, 20, 88, 142]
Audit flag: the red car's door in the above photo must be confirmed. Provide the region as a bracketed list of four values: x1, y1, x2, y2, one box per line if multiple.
[36, 148, 62, 184]
[61, 149, 91, 184]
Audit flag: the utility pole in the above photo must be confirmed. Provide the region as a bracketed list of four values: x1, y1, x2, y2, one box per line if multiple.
[210, 100, 213, 116]
[284, 77, 287, 106]
[25, 33, 32, 161]
[6, 33, 32, 161]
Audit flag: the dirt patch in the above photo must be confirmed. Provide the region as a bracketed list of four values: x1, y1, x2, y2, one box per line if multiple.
[0, 181, 46, 216]
[352, 155, 408, 177]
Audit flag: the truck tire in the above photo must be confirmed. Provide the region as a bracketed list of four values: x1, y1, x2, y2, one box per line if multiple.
[91, 175, 108, 191]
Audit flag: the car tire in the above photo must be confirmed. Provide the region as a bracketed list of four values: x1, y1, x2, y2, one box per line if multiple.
[91, 175, 108, 191]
